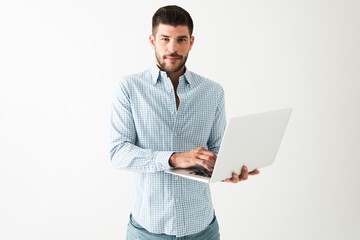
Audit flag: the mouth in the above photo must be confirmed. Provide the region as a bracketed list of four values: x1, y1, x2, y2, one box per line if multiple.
[166, 57, 181, 61]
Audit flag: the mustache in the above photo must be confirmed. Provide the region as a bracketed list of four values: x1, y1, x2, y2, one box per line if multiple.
[164, 53, 182, 59]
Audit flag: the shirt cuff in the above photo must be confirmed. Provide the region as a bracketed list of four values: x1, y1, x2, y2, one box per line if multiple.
[154, 151, 174, 170]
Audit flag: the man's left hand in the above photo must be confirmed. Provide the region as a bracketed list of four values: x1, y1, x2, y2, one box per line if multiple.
[223, 165, 260, 183]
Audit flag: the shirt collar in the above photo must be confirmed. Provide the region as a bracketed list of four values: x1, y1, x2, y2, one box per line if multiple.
[150, 62, 193, 86]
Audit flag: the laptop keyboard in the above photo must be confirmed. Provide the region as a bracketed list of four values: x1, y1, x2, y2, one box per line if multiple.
[189, 168, 213, 178]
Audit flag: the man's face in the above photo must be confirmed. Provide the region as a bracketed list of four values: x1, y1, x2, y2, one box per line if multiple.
[150, 24, 194, 73]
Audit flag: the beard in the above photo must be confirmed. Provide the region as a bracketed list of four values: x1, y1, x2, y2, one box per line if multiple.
[155, 50, 189, 73]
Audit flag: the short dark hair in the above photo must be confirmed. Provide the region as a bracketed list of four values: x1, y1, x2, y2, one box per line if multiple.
[152, 5, 194, 36]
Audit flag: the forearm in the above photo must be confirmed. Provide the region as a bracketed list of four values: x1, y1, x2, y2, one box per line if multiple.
[110, 79, 175, 172]
[110, 141, 174, 172]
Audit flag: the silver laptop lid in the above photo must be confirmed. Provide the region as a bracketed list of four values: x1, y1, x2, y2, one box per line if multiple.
[210, 108, 292, 183]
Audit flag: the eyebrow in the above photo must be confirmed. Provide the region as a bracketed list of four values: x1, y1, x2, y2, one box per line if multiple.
[159, 34, 189, 39]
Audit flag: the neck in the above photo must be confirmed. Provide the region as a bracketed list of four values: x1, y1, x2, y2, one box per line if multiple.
[156, 63, 185, 87]
[166, 67, 185, 85]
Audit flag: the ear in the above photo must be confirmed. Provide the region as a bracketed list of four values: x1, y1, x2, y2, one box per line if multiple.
[189, 35, 195, 51]
[149, 34, 155, 50]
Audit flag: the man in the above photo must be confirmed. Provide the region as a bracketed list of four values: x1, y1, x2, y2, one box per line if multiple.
[110, 5, 259, 239]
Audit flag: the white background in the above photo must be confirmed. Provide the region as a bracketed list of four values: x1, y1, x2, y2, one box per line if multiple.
[0, 0, 359, 239]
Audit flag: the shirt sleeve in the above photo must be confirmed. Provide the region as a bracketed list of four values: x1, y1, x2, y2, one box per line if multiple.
[109, 79, 174, 172]
[207, 86, 227, 155]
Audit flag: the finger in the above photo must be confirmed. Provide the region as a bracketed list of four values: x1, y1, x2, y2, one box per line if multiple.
[198, 151, 217, 165]
[232, 172, 240, 183]
[198, 148, 217, 159]
[249, 169, 260, 175]
[224, 177, 236, 183]
[202, 150, 217, 160]
[195, 159, 213, 172]
[239, 166, 248, 180]
[198, 154, 216, 168]
[195, 149, 216, 167]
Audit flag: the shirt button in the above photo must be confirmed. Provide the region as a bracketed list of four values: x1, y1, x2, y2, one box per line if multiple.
[175, 176, 178, 180]
[176, 199, 179, 203]
[168, 90, 172, 94]
[171, 111, 175, 114]
[174, 132, 178, 136]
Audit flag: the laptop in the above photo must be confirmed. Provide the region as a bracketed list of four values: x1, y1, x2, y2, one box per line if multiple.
[165, 108, 292, 183]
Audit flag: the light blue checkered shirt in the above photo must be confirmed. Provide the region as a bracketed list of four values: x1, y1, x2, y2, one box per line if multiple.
[110, 63, 226, 237]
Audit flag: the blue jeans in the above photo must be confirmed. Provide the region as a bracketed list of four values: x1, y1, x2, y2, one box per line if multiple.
[126, 214, 220, 240]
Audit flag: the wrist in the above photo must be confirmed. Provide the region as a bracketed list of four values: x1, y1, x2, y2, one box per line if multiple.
[169, 153, 177, 167]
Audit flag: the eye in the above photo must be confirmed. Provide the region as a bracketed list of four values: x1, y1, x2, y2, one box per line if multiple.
[161, 38, 169, 41]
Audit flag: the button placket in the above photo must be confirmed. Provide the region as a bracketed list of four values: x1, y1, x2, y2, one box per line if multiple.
[164, 78, 177, 115]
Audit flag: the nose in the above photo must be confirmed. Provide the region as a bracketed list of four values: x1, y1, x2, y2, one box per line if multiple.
[167, 39, 177, 53]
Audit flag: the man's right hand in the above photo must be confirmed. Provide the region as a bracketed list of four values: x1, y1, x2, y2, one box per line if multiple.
[168, 147, 217, 172]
